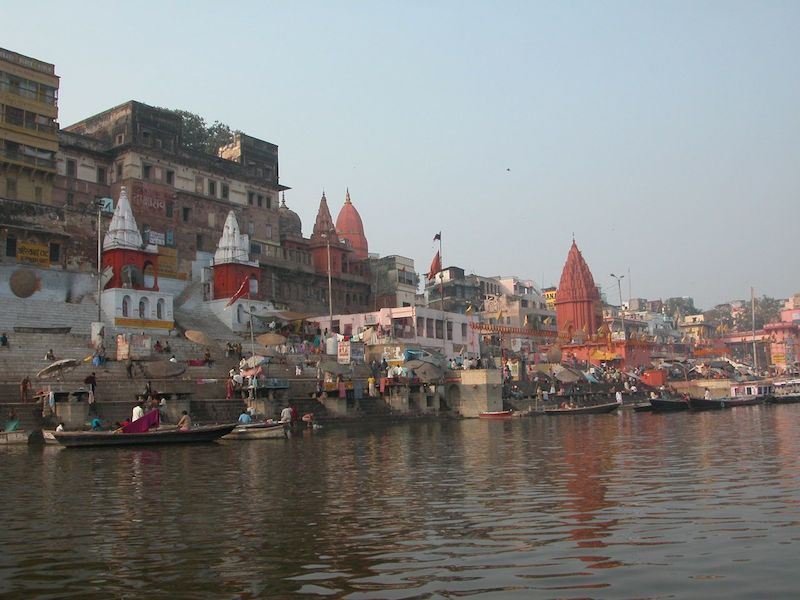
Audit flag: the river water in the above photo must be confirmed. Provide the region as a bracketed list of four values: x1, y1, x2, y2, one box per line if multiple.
[1, 405, 799, 599]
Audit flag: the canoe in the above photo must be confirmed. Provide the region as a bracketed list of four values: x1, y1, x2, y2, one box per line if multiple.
[222, 422, 287, 440]
[543, 401, 621, 415]
[650, 396, 691, 412]
[688, 396, 763, 410]
[478, 410, 514, 419]
[0, 430, 29, 445]
[52, 423, 236, 448]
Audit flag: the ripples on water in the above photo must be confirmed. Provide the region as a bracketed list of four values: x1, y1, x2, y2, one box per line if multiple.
[1, 405, 799, 599]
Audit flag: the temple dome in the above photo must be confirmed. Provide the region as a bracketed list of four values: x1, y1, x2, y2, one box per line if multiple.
[278, 194, 302, 238]
[556, 240, 600, 302]
[335, 189, 368, 259]
[103, 186, 143, 251]
[214, 211, 252, 265]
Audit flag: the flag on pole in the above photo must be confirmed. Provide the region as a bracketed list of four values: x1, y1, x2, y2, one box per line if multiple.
[427, 251, 442, 281]
[433, 232, 441, 242]
[225, 276, 250, 308]
[465, 304, 474, 316]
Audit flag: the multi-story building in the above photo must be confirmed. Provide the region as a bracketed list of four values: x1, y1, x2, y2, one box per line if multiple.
[0, 48, 59, 204]
[370, 255, 418, 309]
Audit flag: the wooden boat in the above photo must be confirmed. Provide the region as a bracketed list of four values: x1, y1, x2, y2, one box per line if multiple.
[222, 422, 287, 440]
[632, 402, 653, 412]
[478, 410, 514, 419]
[650, 395, 690, 412]
[543, 401, 621, 415]
[0, 430, 29, 445]
[767, 379, 800, 404]
[51, 423, 236, 448]
[688, 395, 763, 410]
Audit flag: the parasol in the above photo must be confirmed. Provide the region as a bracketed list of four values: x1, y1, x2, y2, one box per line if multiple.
[319, 361, 350, 375]
[256, 332, 287, 346]
[37, 358, 83, 380]
[144, 360, 186, 379]
[552, 365, 582, 383]
[185, 330, 212, 346]
[240, 355, 270, 369]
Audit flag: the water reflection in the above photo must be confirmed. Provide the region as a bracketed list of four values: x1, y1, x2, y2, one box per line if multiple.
[1, 406, 799, 598]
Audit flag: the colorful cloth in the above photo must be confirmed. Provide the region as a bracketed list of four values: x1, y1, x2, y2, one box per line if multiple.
[122, 409, 160, 433]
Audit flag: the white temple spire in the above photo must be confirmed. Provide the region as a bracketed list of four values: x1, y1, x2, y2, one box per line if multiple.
[214, 211, 253, 265]
[103, 186, 143, 250]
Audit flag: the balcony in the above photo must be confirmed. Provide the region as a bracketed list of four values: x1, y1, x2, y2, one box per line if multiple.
[2, 113, 57, 136]
[0, 81, 57, 106]
[0, 148, 56, 170]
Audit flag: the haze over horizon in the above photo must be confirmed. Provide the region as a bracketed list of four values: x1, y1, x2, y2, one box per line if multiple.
[4, 0, 798, 310]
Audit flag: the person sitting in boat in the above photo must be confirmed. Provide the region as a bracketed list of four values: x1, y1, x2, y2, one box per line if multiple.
[177, 410, 192, 431]
[90, 416, 103, 431]
[704, 388, 711, 400]
[55, 422, 65, 432]
[238, 409, 252, 425]
[132, 401, 145, 422]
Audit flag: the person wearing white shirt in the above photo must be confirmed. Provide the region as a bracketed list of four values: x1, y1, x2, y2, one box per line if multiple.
[132, 402, 145, 422]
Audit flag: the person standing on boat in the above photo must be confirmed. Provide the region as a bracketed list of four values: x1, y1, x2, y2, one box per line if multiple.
[704, 388, 711, 401]
[132, 401, 145, 422]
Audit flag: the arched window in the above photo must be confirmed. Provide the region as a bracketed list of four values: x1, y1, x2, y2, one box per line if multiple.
[156, 298, 165, 320]
[122, 295, 131, 317]
[139, 297, 150, 319]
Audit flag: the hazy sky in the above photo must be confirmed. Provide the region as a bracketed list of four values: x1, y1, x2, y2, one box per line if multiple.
[5, 1, 799, 309]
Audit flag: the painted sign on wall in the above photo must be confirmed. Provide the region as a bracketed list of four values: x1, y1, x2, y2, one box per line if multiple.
[17, 242, 49, 266]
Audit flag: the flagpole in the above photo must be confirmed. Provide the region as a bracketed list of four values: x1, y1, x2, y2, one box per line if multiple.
[248, 285, 255, 357]
[439, 233, 446, 353]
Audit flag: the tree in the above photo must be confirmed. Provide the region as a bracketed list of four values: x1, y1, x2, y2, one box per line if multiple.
[169, 109, 234, 155]
[664, 297, 701, 319]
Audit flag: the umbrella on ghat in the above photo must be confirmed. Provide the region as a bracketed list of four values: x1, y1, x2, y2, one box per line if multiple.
[36, 358, 82, 380]
[256, 332, 286, 346]
[185, 330, 212, 346]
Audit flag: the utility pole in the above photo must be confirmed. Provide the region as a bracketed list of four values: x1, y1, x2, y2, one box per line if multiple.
[95, 198, 104, 322]
[610, 273, 625, 341]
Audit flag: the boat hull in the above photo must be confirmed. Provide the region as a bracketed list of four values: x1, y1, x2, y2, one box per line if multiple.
[53, 424, 236, 448]
[544, 401, 620, 415]
[650, 397, 690, 412]
[478, 410, 514, 419]
[0, 431, 29, 445]
[223, 423, 287, 440]
[689, 396, 763, 410]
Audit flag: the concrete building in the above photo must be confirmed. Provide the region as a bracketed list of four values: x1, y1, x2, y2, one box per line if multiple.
[370, 254, 418, 309]
[0, 48, 59, 204]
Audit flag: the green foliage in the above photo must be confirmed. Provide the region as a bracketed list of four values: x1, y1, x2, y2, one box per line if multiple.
[664, 297, 701, 319]
[703, 295, 783, 332]
[170, 109, 234, 155]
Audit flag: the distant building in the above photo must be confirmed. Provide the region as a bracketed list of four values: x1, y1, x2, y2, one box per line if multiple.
[370, 255, 418, 309]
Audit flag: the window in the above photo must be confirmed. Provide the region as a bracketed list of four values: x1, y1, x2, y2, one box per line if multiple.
[6, 236, 17, 257]
[143, 164, 152, 179]
[138, 297, 149, 319]
[250, 242, 261, 255]
[266, 196, 272, 209]
[115, 133, 124, 145]
[66, 159, 76, 177]
[248, 192, 254, 205]
[165, 201, 173, 218]
[461, 323, 467, 338]
[221, 183, 229, 199]
[122, 295, 131, 317]
[5, 178, 16, 199]
[446, 321, 453, 341]
[196, 233, 203, 250]
[156, 298, 165, 320]
[248, 222, 254, 236]
[208, 180, 216, 196]
[34, 186, 42, 202]
[141, 130, 151, 145]
[265, 224, 272, 239]
[435, 319, 444, 339]
[115, 162, 122, 178]
[182, 207, 191, 223]
[166, 170, 174, 185]
[166, 229, 174, 246]
[49, 243, 60, 263]
[257, 194, 263, 207]
[97, 167, 107, 184]
[66, 192, 74, 206]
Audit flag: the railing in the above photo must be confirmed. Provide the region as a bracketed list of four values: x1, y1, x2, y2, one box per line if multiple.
[1, 114, 57, 135]
[0, 148, 56, 170]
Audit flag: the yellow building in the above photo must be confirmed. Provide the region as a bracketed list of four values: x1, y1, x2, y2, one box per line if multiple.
[543, 286, 557, 311]
[0, 48, 59, 203]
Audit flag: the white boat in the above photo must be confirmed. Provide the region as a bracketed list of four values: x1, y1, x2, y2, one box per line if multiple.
[42, 430, 60, 445]
[223, 422, 287, 440]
